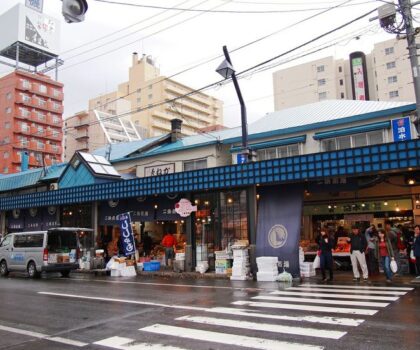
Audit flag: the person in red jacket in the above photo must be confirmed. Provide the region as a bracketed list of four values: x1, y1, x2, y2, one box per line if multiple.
[161, 232, 177, 267]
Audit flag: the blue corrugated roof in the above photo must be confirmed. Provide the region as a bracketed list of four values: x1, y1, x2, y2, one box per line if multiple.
[41, 163, 67, 181]
[93, 100, 415, 163]
[0, 168, 44, 192]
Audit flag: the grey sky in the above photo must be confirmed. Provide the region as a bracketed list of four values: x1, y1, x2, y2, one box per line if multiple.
[0, 0, 406, 128]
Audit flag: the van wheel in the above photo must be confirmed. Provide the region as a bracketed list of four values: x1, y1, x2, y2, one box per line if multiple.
[61, 270, 71, 278]
[0, 260, 9, 277]
[27, 262, 40, 279]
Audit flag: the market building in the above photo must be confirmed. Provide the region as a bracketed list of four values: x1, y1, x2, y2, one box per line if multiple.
[1, 99, 419, 277]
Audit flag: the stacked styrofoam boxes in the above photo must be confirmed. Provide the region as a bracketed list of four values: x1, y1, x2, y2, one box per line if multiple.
[256, 257, 278, 281]
[230, 248, 250, 280]
[300, 262, 315, 278]
[215, 250, 232, 274]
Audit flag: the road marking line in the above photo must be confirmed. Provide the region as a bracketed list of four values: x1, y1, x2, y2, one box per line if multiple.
[206, 307, 364, 327]
[287, 287, 407, 295]
[269, 290, 399, 301]
[94, 336, 187, 350]
[0, 325, 87, 347]
[38, 292, 208, 311]
[176, 315, 347, 339]
[140, 324, 324, 350]
[299, 284, 413, 291]
[60, 277, 264, 291]
[232, 300, 378, 315]
[252, 296, 389, 308]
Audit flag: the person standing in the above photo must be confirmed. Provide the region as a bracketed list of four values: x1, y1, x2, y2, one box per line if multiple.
[317, 228, 334, 282]
[348, 225, 369, 282]
[385, 220, 400, 271]
[161, 232, 176, 267]
[413, 225, 420, 279]
[376, 229, 394, 283]
[365, 225, 379, 276]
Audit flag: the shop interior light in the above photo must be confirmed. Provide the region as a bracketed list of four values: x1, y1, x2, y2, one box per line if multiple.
[227, 198, 233, 204]
[416, 195, 420, 204]
[204, 201, 209, 206]
[154, 204, 158, 209]
[256, 194, 260, 200]
[407, 178, 416, 185]
[194, 199, 199, 204]
[333, 205, 337, 209]
[384, 201, 388, 206]
[181, 220, 184, 224]
[395, 204, 400, 212]
[361, 203, 366, 207]
[328, 205, 332, 209]
[69, 211, 73, 216]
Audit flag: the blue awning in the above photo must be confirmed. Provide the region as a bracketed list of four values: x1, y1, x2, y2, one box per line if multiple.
[313, 121, 391, 140]
[230, 135, 306, 153]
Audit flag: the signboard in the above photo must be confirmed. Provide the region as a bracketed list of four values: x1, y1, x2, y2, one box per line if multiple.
[237, 153, 247, 164]
[175, 199, 197, 217]
[256, 184, 303, 278]
[144, 163, 175, 177]
[118, 213, 136, 256]
[392, 116, 412, 142]
[0, 4, 60, 56]
[350, 52, 369, 101]
[352, 57, 366, 100]
[25, 0, 43, 13]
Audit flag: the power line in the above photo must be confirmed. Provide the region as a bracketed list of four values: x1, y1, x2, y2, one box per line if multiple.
[93, 0, 375, 13]
[62, 8, 377, 134]
[61, 0, 192, 55]
[62, 0, 356, 117]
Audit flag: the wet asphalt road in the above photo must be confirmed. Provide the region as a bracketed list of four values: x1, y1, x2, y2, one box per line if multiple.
[0, 272, 418, 350]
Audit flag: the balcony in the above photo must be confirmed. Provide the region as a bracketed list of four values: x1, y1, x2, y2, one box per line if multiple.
[45, 144, 61, 154]
[48, 87, 64, 101]
[13, 125, 30, 135]
[44, 128, 62, 141]
[15, 108, 31, 120]
[47, 113, 63, 128]
[16, 79, 32, 91]
[31, 110, 47, 124]
[15, 93, 32, 105]
[47, 101, 63, 114]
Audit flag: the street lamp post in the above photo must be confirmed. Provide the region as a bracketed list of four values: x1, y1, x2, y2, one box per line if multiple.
[216, 45, 249, 156]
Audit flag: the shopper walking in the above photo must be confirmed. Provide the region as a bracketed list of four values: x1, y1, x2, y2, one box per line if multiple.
[161, 232, 176, 267]
[385, 220, 400, 271]
[317, 228, 334, 282]
[413, 225, 420, 279]
[348, 225, 368, 282]
[365, 225, 379, 276]
[376, 229, 394, 283]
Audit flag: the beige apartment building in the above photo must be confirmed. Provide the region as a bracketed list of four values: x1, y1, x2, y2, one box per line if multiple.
[64, 53, 223, 161]
[273, 38, 415, 110]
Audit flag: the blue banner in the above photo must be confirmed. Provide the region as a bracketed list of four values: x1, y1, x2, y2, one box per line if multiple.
[256, 184, 304, 278]
[392, 116, 411, 142]
[118, 212, 136, 256]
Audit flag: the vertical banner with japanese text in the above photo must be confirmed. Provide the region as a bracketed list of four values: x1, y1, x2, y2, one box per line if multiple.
[118, 212, 136, 257]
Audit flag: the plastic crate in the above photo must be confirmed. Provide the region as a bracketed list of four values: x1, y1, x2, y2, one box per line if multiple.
[143, 261, 161, 271]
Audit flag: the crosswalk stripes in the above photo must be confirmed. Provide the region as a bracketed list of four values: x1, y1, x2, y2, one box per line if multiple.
[94, 283, 414, 350]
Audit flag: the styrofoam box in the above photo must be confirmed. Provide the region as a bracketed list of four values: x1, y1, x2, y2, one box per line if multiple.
[121, 266, 137, 277]
[230, 276, 248, 280]
[175, 253, 185, 261]
[257, 272, 278, 282]
[233, 250, 249, 257]
[301, 271, 316, 277]
[256, 257, 278, 264]
[215, 267, 227, 274]
[258, 268, 278, 274]
[110, 269, 121, 277]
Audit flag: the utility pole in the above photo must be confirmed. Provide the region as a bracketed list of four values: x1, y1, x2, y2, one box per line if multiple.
[374, 1, 420, 133]
[399, 0, 420, 129]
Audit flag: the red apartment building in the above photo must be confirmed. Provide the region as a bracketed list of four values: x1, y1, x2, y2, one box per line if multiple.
[0, 70, 63, 174]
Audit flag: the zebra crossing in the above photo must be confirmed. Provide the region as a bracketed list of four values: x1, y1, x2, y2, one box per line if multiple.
[93, 283, 414, 350]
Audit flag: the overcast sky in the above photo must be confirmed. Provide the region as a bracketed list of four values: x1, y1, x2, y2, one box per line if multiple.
[0, 0, 412, 128]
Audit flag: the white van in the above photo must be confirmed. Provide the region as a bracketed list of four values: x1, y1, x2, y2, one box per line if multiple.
[0, 228, 92, 278]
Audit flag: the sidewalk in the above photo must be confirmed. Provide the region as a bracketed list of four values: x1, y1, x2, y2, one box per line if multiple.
[74, 268, 419, 286]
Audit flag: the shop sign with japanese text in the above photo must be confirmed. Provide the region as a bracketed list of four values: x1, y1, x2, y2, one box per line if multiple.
[392, 116, 411, 142]
[144, 163, 175, 177]
[175, 199, 197, 217]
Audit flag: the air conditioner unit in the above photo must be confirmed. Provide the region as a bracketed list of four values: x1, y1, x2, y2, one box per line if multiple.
[49, 183, 59, 191]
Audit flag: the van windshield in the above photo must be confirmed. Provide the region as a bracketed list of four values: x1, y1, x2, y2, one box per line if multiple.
[47, 230, 78, 253]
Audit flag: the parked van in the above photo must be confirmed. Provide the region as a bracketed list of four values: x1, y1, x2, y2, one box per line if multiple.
[0, 228, 93, 278]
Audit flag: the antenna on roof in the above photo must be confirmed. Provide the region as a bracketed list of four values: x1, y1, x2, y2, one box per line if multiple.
[105, 143, 112, 161]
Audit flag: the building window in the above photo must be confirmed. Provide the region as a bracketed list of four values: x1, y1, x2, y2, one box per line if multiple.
[4, 136, 10, 144]
[39, 84, 47, 93]
[388, 76, 398, 84]
[38, 98, 46, 107]
[22, 79, 30, 89]
[317, 65, 325, 73]
[321, 130, 384, 151]
[386, 61, 396, 69]
[257, 144, 300, 160]
[338, 66, 342, 73]
[5, 122, 10, 129]
[4, 151, 9, 159]
[183, 159, 207, 171]
[148, 94, 153, 100]
[5, 107, 11, 114]
[339, 79, 343, 86]
[318, 92, 327, 100]
[3, 167, 8, 174]
[6, 92, 12, 100]
[389, 90, 399, 98]
[385, 47, 394, 55]
[149, 85, 153, 90]
[318, 79, 326, 86]
[137, 98, 141, 103]
[341, 92, 345, 99]
[21, 93, 31, 103]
